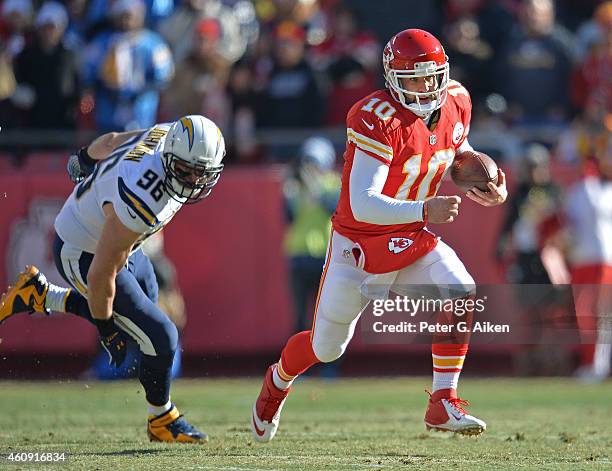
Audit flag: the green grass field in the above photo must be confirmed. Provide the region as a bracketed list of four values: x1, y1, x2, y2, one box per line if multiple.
[0, 378, 610, 470]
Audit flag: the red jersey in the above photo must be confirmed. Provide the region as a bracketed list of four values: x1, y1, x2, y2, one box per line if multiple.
[332, 80, 472, 240]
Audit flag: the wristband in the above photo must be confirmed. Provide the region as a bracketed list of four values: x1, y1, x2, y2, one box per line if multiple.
[77, 146, 96, 173]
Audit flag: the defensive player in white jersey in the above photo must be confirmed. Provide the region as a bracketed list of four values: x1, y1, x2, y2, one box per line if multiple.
[251, 29, 508, 442]
[0, 115, 225, 443]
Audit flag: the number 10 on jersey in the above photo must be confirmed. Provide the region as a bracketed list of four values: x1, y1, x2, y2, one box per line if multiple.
[395, 148, 454, 201]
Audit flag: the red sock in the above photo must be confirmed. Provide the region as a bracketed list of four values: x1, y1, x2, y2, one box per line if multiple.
[278, 330, 320, 379]
[432, 343, 469, 358]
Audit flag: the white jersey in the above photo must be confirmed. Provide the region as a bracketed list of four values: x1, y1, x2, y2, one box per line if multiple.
[55, 124, 183, 253]
[565, 177, 612, 266]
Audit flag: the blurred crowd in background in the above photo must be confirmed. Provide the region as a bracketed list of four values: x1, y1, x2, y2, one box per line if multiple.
[0, 0, 608, 166]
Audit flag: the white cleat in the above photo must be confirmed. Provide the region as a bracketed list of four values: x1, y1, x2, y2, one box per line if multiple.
[250, 365, 291, 443]
[424, 389, 486, 436]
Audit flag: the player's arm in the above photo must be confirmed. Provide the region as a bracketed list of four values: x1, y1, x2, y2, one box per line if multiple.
[67, 129, 146, 183]
[87, 129, 146, 160]
[538, 191, 573, 285]
[347, 108, 429, 224]
[349, 148, 461, 224]
[349, 149, 461, 224]
[87, 203, 141, 321]
[86, 203, 142, 367]
[349, 149, 424, 224]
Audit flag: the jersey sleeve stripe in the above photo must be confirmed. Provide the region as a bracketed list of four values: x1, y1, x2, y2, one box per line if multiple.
[118, 177, 158, 227]
[347, 128, 393, 153]
[347, 128, 393, 162]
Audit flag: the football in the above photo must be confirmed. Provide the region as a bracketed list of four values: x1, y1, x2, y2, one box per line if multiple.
[451, 150, 499, 193]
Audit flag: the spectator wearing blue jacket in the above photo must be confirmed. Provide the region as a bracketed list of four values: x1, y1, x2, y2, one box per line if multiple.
[83, 0, 173, 132]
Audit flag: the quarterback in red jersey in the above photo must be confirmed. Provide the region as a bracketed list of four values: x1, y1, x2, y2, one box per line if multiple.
[251, 29, 508, 441]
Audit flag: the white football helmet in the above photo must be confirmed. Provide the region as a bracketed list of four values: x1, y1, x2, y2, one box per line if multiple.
[162, 115, 225, 203]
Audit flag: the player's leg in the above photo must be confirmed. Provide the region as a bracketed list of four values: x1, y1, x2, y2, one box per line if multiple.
[393, 240, 485, 435]
[127, 247, 181, 379]
[1, 235, 202, 443]
[281, 233, 370, 381]
[0, 235, 92, 323]
[53, 235, 206, 443]
[0, 265, 51, 322]
[252, 231, 369, 442]
[111, 250, 205, 443]
[3, 234, 165, 323]
[592, 266, 612, 380]
[572, 264, 612, 382]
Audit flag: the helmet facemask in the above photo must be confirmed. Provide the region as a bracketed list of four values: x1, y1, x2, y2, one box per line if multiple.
[162, 152, 224, 204]
[385, 59, 449, 118]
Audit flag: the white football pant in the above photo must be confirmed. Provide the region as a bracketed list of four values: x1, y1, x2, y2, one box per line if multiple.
[311, 231, 475, 363]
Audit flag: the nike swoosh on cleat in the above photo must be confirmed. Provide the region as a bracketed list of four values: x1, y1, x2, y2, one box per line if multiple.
[127, 208, 138, 219]
[361, 118, 374, 130]
[449, 411, 462, 421]
[252, 414, 265, 436]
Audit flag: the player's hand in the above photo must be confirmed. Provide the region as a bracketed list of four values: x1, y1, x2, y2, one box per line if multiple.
[466, 169, 508, 207]
[67, 147, 96, 184]
[424, 196, 461, 224]
[96, 319, 128, 368]
[100, 331, 128, 368]
[67, 153, 86, 183]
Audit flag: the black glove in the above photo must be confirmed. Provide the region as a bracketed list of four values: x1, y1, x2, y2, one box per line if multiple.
[67, 147, 96, 184]
[96, 318, 128, 368]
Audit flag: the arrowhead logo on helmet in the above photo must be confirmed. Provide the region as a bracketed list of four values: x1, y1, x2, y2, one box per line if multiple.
[383, 44, 394, 63]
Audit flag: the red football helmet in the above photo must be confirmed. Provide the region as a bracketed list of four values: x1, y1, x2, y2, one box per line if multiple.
[383, 29, 449, 117]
